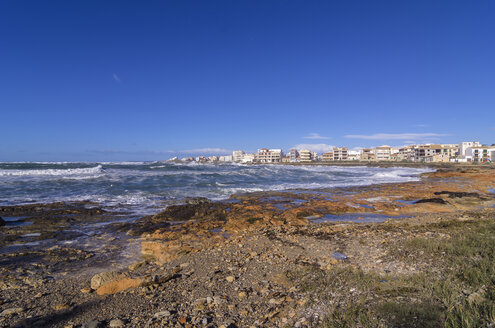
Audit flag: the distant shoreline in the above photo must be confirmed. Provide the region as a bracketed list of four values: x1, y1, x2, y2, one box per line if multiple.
[271, 161, 493, 169]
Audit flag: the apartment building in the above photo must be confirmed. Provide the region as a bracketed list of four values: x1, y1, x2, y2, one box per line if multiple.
[241, 154, 255, 163]
[373, 145, 392, 161]
[466, 146, 495, 163]
[218, 155, 233, 162]
[321, 151, 334, 161]
[289, 149, 299, 162]
[459, 142, 480, 158]
[232, 150, 246, 162]
[347, 150, 360, 161]
[424, 153, 450, 163]
[397, 146, 416, 161]
[299, 149, 312, 162]
[333, 147, 348, 161]
[256, 148, 283, 163]
[360, 149, 375, 161]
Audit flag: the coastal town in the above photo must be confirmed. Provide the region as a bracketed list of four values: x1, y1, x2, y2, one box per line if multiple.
[173, 141, 495, 164]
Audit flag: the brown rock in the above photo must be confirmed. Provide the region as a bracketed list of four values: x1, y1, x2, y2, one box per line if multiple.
[91, 271, 127, 290]
[96, 278, 143, 295]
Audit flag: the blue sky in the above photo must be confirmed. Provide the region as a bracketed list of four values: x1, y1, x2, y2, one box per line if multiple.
[1, 0, 494, 161]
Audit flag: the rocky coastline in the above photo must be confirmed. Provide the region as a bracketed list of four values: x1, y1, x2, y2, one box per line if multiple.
[1, 165, 494, 327]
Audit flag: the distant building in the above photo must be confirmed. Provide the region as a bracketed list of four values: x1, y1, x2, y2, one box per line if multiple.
[321, 151, 334, 161]
[256, 148, 283, 163]
[424, 153, 450, 163]
[347, 150, 360, 161]
[289, 149, 299, 162]
[218, 155, 233, 162]
[360, 149, 374, 161]
[466, 146, 495, 163]
[333, 147, 348, 161]
[232, 150, 245, 162]
[241, 154, 256, 163]
[373, 145, 392, 161]
[459, 142, 480, 158]
[181, 157, 194, 162]
[397, 146, 416, 161]
[299, 149, 312, 162]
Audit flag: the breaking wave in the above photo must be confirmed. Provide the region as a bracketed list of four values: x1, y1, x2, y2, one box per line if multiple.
[0, 165, 104, 178]
[0, 162, 433, 215]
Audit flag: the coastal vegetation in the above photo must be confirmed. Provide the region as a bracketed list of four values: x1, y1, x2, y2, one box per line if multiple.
[292, 215, 495, 327]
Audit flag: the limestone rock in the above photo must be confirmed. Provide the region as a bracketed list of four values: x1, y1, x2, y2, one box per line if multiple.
[96, 277, 143, 295]
[0, 307, 23, 316]
[81, 320, 102, 328]
[90, 271, 127, 290]
[109, 319, 125, 327]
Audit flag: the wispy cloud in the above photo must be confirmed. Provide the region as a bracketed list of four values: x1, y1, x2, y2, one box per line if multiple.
[292, 143, 335, 153]
[179, 148, 232, 155]
[112, 73, 121, 83]
[413, 124, 428, 128]
[88, 149, 174, 155]
[303, 133, 330, 140]
[344, 133, 450, 141]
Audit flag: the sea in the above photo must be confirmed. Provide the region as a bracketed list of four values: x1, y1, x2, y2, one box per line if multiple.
[0, 162, 433, 216]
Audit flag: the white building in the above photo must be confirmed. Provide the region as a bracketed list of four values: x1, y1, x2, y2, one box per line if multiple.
[465, 146, 495, 163]
[240, 154, 255, 163]
[373, 145, 392, 161]
[218, 155, 233, 162]
[299, 149, 312, 162]
[347, 150, 361, 161]
[289, 149, 299, 162]
[232, 150, 246, 162]
[459, 142, 480, 158]
[333, 147, 348, 161]
[256, 149, 283, 163]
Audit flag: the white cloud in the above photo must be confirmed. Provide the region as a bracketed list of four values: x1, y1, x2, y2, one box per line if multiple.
[180, 148, 232, 155]
[413, 124, 428, 128]
[303, 133, 330, 140]
[113, 73, 121, 82]
[344, 133, 450, 141]
[292, 143, 335, 154]
[88, 149, 174, 154]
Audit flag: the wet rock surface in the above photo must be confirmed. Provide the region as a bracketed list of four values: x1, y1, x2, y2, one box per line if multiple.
[0, 165, 494, 327]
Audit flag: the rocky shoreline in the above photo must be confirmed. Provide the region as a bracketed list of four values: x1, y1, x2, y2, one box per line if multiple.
[1, 165, 494, 327]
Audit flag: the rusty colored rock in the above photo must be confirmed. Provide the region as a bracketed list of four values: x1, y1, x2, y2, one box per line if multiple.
[96, 278, 143, 295]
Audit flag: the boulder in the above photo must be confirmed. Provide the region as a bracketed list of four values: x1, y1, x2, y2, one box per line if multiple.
[96, 278, 143, 295]
[90, 271, 127, 290]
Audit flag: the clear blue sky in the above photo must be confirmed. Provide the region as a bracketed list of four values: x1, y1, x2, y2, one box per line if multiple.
[1, 0, 494, 161]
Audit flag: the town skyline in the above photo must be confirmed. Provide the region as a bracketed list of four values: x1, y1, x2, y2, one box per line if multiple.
[168, 140, 494, 164]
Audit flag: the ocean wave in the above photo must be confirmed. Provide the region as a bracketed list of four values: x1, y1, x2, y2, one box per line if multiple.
[0, 165, 104, 177]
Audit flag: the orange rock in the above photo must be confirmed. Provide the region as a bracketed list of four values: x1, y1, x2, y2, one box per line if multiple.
[96, 278, 143, 295]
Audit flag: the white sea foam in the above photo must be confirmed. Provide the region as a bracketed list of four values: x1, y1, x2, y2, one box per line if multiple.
[0, 165, 104, 178]
[0, 162, 434, 216]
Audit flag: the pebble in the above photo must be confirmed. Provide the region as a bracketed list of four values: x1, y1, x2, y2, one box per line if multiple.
[109, 319, 125, 327]
[154, 310, 171, 317]
[0, 307, 24, 316]
[225, 276, 235, 282]
[81, 320, 102, 328]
